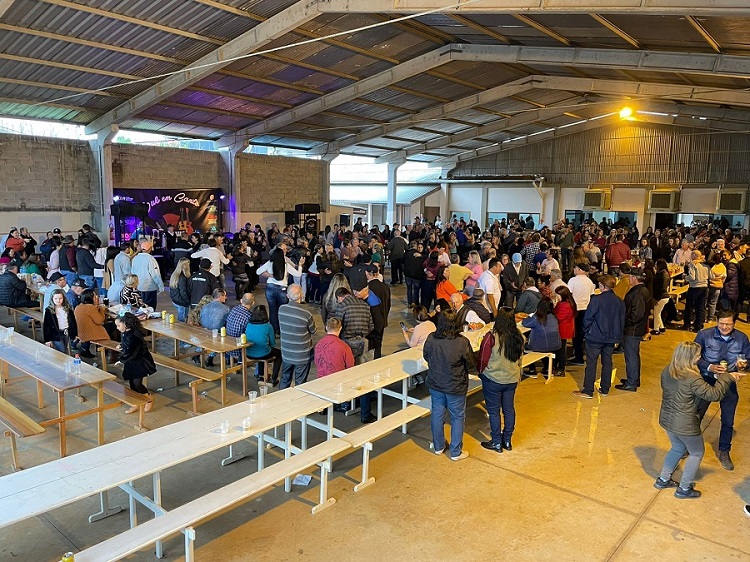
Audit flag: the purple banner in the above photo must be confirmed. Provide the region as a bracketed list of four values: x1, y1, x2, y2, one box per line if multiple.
[113, 188, 223, 235]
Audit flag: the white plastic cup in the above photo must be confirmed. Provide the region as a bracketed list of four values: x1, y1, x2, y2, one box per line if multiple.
[34, 349, 41, 364]
[373, 372, 381, 383]
[355, 379, 363, 390]
[242, 416, 252, 430]
[384, 368, 391, 380]
[212, 329, 219, 338]
[236, 337, 243, 347]
[335, 382, 344, 394]
[248, 391, 257, 403]
[65, 361, 72, 375]
[220, 420, 230, 434]
[259, 384, 268, 399]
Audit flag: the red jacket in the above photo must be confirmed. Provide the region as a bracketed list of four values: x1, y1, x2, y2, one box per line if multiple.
[554, 301, 576, 339]
[605, 241, 631, 267]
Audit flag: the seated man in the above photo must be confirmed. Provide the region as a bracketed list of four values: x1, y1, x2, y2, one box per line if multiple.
[0, 264, 37, 308]
[314, 317, 355, 412]
[197, 288, 230, 367]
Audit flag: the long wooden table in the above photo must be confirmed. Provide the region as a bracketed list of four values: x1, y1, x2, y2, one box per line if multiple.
[141, 319, 252, 398]
[0, 387, 331, 556]
[0, 332, 115, 457]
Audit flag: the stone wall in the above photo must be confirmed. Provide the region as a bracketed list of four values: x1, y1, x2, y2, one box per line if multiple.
[237, 153, 325, 213]
[112, 144, 226, 189]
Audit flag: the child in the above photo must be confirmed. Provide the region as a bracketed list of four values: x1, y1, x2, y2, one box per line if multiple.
[115, 312, 156, 413]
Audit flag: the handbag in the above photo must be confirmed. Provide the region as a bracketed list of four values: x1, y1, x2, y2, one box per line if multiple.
[477, 330, 495, 374]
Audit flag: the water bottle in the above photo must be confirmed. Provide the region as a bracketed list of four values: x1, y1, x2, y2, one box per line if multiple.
[73, 354, 82, 375]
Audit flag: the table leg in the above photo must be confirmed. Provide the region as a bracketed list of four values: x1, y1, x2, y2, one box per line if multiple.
[311, 461, 336, 514]
[128, 480, 137, 528]
[301, 415, 308, 451]
[151, 331, 156, 352]
[174, 339, 180, 386]
[0, 362, 8, 398]
[88, 491, 123, 523]
[377, 388, 383, 420]
[57, 391, 66, 457]
[241, 355, 247, 398]
[37, 381, 44, 409]
[219, 355, 227, 405]
[257, 433, 265, 471]
[153, 472, 164, 559]
[284, 421, 292, 492]
[184, 527, 196, 562]
[401, 377, 409, 434]
[96, 383, 105, 445]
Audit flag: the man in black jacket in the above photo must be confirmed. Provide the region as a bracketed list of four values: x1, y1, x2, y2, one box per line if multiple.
[364, 265, 391, 359]
[463, 288, 493, 324]
[75, 241, 104, 291]
[0, 265, 37, 308]
[615, 269, 651, 392]
[188, 259, 220, 307]
[385, 229, 408, 285]
[403, 241, 424, 308]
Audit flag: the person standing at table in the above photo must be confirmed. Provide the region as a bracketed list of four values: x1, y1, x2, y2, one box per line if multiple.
[43, 288, 77, 354]
[115, 312, 156, 413]
[477, 308, 523, 453]
[131, 240, 164, 310]
[258, 243, 304, 336]
[108, 242, 132, 304]
[364, 264, 391, 359]
[423, 309, 475, 461]
[573, 274, 625, 399]
[615, 268, 651, 392]
[567, 260, 595, 366]
[694, 309, 750, 471]
[654, 341, 738, 498]
[278, 284, 316, 389]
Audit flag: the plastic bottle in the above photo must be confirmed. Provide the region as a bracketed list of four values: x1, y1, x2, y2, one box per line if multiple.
[73, 354, 82, 375]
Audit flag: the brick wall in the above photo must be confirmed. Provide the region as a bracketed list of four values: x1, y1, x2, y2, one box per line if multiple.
[112, 144, 226, 189]
[237, 153, 325, 212]
[0, 133, 96, 212]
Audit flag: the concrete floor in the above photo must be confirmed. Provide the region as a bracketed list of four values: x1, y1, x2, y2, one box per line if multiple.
[1, 282, 749, 561]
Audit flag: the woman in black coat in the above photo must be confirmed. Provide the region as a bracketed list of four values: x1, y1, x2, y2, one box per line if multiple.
[652, 258, 671, 335]
[43, 288, 77, 353]
[115, 312, 156, 413]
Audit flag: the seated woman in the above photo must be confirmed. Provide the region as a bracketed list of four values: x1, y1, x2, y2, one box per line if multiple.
[435, 264, 467, 303]
[74, 289, 118, 359]
[119, 273, 148, 309]
[22, 254, 41, 275]
[515, 276, 542, 315]
[403, 305, 437, 386]
[521, 297, 561, 378]
[244, 304, 282, 385]
[43, 288, 77, 354]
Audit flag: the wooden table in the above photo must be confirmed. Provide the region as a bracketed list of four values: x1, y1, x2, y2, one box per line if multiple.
[0, 387, 330, 556]
[0, 333, 115, 457]
[142, 319, 252, 396]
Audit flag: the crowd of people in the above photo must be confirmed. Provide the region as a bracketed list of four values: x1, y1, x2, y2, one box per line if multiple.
[0, 214, 748, 509]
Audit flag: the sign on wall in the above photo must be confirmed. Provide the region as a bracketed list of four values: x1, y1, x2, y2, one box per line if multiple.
[113, 188, 223, 234]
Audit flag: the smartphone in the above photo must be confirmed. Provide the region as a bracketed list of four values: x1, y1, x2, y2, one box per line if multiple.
[400, 321, 407, 331]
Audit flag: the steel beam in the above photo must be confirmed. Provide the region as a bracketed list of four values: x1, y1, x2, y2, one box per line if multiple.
[216, 45, 455, 148]
[318, 0, 750, 16]
[84, 0, 322, 134]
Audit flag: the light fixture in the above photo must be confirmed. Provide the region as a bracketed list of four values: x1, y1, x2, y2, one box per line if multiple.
[113, 196, 120, 202]
[619, 106, 634, 119]
[219, 194, 226, 200]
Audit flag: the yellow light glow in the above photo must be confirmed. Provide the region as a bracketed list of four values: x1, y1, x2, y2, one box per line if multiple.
[619, 106, 634, 119]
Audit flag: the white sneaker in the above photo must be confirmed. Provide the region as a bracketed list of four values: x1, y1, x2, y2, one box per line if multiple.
[451, 451, 469, 461]
[430, 443, 444, 455]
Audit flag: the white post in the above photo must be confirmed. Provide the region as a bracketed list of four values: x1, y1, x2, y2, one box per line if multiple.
[88, 125, 119, 241]
[387, 160, 404, 226]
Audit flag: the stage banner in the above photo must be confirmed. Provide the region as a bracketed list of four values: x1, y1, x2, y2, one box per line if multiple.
[113, 188, 223, 234]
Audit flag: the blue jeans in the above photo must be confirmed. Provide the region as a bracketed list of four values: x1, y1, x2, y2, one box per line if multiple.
[50, 338, 69, 353]
[359, 391, 376, 421]
[697, 379, 739, 452]
[405, 277, 421, 306]
[280, 358, 311, 389]
[174, 304, 188, 323]
[79, 275, 96, 290]
[660, 430, 705, 489]
[266, 284, 288, 334]
[429, 388, 467, 457]
[623, 335, 641, 386]
[479, 375, 517, 444]
[582, 340, 614, 395]
[141, 290, 157, 309]
[61, 270, 77, 286]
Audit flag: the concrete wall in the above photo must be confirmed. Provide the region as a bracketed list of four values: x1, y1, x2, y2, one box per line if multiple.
[111, 145, 226, 189]
[237, 153, 325, 213]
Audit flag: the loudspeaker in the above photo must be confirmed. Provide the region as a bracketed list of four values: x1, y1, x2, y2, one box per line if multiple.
[295, 203, 320, 215]
[284, 211, 297, 226]
[339, 214, 350, 227]
[305, 217, 318, 234]
[111, 202, 148, 217]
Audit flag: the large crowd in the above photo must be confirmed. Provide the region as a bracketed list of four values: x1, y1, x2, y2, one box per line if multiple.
[0, 213, 748, 507]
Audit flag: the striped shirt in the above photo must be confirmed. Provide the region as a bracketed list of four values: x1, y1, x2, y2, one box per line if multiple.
[278, 301, 316, 364]
[335, 295, 373, 340]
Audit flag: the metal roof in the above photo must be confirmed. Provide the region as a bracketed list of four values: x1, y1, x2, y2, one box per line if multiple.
[2, 1, 750, 163]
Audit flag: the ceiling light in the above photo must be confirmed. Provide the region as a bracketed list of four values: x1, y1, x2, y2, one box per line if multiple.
[619, 107, 634, 119]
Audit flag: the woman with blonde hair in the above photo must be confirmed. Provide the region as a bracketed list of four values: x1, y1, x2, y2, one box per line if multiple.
[464, 250, 484, 296]
[120, 273, 148, 309]
[655, 341, 740, 499]
[321, 272, 350, 325]
[169, 258, 191, 322]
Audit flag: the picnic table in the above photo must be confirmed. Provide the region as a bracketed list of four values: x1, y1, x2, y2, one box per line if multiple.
[0, 332, 115, 457]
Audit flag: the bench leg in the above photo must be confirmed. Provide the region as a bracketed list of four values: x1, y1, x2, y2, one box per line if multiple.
[220, 373, 227, 406]
[154, 472, 164, 559]
[6, 432, 20, 471]
[545, 354, 554, 385]
[128, 480, 138, 529]
[183, 526, 196, 562]
[221, 444, 247, 466]
[257, 433, 265, 471]
[190, 382, 199, 416]
[137, 405, 146, 431]
[353, 443, 376, 492]
[311, 461, 336, 514]
[284, 421, 292, 493]
[88, 491, 123, 523]
[30, 320, 36, 341]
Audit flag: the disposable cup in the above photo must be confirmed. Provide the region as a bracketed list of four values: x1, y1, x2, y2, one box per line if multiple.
[248, 391, 257, 403]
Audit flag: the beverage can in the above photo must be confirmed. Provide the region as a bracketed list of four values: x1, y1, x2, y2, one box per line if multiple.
[169, 314, 175, 323]
[240, 333, 247, 344]
[61, 552, 75, 562]
[220, 327, 226, 337]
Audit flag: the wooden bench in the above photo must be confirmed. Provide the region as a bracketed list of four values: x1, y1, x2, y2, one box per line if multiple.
[8, 307, 43, 340]
[102, 381, 150, 431]
[668, 284, 688, 304]
[0, 395, 45, 471]
[92, 340, 225, 414]
[74, 438, 352, 562]
[341, 404, 430, 492]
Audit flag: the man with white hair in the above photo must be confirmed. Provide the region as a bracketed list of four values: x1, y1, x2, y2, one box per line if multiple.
[549, 269, 567, 305]
[450, 292, 484, 330]
[278, 284, 316, 388]
[130, 240, 163, 309]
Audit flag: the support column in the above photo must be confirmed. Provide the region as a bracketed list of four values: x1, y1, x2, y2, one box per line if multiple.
[552, 184, 561, 225]
[479, 184, 489, 231]
[438, 164, 455, 226]
[218, 140, 249, 233]
[386, 160, 404, 227]
[88, 125, 119, 241]
[320, 153, 338, 214]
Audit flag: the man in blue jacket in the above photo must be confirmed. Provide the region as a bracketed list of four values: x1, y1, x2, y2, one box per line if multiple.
[694, 309, 750, 471]
[573, 274, 625, 399]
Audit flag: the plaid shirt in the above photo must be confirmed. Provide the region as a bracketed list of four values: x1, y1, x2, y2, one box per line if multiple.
[225, 304, 252, 359]
[521, 242, 540, 267]
[335, 295, 373, 339]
